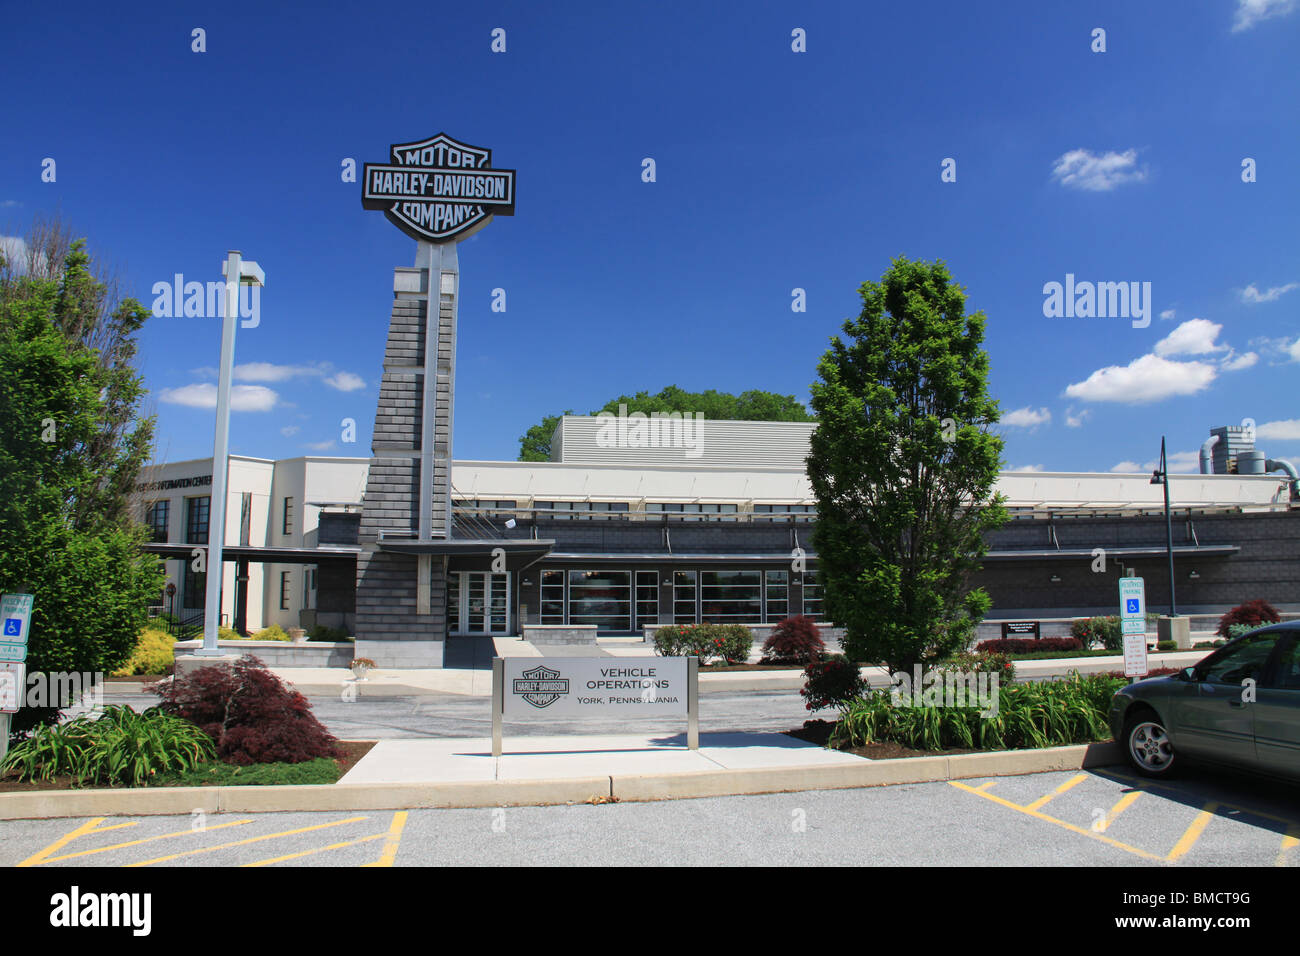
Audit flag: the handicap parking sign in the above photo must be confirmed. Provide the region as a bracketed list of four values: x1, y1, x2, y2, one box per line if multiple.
[1125, 598, 1140, 615]
[2, 618, 20, 637]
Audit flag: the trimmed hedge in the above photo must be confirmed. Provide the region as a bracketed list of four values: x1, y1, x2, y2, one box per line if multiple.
[975, 637, 1082, 655]
[652, 623, 752, 664]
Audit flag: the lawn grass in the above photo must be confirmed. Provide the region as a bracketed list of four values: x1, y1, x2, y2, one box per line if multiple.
[155, 757, 340, 787]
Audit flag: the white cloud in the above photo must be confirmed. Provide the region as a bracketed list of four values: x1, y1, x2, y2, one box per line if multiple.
[1239, 281, 1299, 303]
[1154, 318, 1228, 357]
[0, 200, 19, 208]
[1000, 406, 1051, 428]
[304, 439, 337, 452]
[1064, 353, 1217, 403]
[280, 425, 301, 437]
[1220, 350, 1259, 371]
[1009, 464, 1045, 473]
[1233, 0, 1296, 32]
[1257, 418, 1300, 441]
[1159, 309, 1176, 321]
[234, 362, 323, 383]
[324, 371, 366, 392]
[1115, 451, 1199, 474]
[1065, 407, 1089, 428]
[159, 382, 279, 412]
[1050, 149, 1148, 191]
[0, 235, 28, 269]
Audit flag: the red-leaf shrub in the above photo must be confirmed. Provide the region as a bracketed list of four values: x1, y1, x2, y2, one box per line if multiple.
[152, 655, 339, 765]
[762, 616, 825, 664]
[1103, 667, 1181, 680]
[975, 637, 1083, 654]
[1216, 600, 1281, 638]
[800, 655, 866, 711]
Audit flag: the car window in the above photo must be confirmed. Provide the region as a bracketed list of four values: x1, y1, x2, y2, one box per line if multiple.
[1199, 633, 1279, 686]
[1265, 636, 1300, 690]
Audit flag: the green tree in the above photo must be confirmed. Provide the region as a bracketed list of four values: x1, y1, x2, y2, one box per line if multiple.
[807, 257, 1006, 674]
[0, 224, 162, 734]
[518, 386, 813, 460]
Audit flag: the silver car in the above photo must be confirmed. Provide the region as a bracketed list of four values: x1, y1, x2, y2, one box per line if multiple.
[1108, 621, 1300, 780]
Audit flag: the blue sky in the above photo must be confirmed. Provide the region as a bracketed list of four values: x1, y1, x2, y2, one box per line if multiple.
[2, 0, 1297, 474]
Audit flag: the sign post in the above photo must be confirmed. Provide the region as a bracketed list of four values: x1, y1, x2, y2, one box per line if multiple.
[1120, 576, 1148, 679]
[0, 593, 34, 761]
[492, 656, 698, 757]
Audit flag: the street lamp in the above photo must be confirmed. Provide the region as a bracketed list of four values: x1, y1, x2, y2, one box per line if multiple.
[1149, 436, 1176, 616]
[199, 251, 264, 656]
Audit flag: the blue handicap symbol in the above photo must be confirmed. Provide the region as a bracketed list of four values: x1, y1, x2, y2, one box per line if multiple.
[3, 618, 20, 636]
[1126, 598, 1140, 614]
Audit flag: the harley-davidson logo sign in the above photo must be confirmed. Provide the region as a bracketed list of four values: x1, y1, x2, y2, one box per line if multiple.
[362, 132, 516, 243]
[512, 665, 569, 709]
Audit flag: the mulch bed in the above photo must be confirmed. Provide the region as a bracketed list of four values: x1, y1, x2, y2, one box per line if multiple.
[0, 740, 377, 792]
[785, 719, 989, 759]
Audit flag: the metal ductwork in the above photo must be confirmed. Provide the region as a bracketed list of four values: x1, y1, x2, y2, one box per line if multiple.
[1199, 433, 1219, 474]
[1267, 458, 1300, 500]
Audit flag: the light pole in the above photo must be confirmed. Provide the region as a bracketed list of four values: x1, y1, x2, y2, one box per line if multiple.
[199, 251, 264, 656]
[1149, 436, 1176, 615]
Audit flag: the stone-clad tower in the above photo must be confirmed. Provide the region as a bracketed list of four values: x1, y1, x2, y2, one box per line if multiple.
[354, 133, 515, 667]
[353, 244, 457, 667]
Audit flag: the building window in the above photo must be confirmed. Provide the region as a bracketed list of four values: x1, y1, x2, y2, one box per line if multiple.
[303, 566, 317, 610]
[535, 501, 628, 520]
[280, 570, 291, 610]
[447, 573, 461, 631]
[647, 502, 738, 522]
[802, 568, 823, 619]
[283, 497, 293, 535]
[699, 570, 762, 623]
[146, 500, 169, 542]
[635, 570, 658, 632]
[185, 496, 210, 545]
[183, 566, 205, 610]
[754, 504, 816, 522]
[540, 570, 565, 624]
[764, 570, 789, 622]
[673, 570, 697, 624]
[568, 570, 631, 632]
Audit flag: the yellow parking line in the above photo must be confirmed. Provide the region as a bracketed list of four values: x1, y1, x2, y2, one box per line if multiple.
[1095, 768, 1300, 829]
[949, 781, 1162, 861]
[39, 819, 255, 864]
[1275, 825, 1300, 867]
[974, 781, 996, 792]
[361, 811, 408, 868]
[243, 833, 386, 867]
[125, 816, 369, 867]
[18, 818, 138, 868]
[1025, 773, 1088, 811]
[1095, 790, 1142, 833]
[1166, 805, 1217, 861]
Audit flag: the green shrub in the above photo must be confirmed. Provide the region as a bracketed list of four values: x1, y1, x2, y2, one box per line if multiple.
[800, 654, 866, 712]
[218, 626, 241, 641]
[941, 649, 1016, 684]
[1, 704, 215, 786]
[1227, 622, 1256, 639]
[111, 628, 176, 677]
[1156, 640, 1177, 651]
[651, 623, 751, 664]
[308, 624, 351, 642]
[1070, 616, 1123, 652]
[830, 672, 1126, 752]
[251, 624, 290, 642]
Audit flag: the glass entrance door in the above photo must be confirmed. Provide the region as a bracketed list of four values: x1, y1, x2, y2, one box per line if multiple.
[449, 572, 510, 635]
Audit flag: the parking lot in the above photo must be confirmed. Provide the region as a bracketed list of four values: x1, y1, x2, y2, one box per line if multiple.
[5, 765, 1296, 867]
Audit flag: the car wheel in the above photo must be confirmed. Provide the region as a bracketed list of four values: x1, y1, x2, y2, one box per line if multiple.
[1123, 710, 1178, 778]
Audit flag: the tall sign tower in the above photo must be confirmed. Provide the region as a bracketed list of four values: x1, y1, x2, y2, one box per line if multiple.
[354, 133, 516, 667]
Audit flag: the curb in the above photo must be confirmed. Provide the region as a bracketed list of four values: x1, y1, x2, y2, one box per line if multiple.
[0, 742, 1122, 819]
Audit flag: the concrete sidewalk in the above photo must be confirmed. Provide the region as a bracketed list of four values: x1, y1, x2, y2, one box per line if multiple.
[109, 650, 1209, 697]
[338, 732, 866, 785]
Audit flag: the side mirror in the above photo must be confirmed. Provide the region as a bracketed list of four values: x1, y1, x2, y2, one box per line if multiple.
[1178, 666, 1198, 682]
